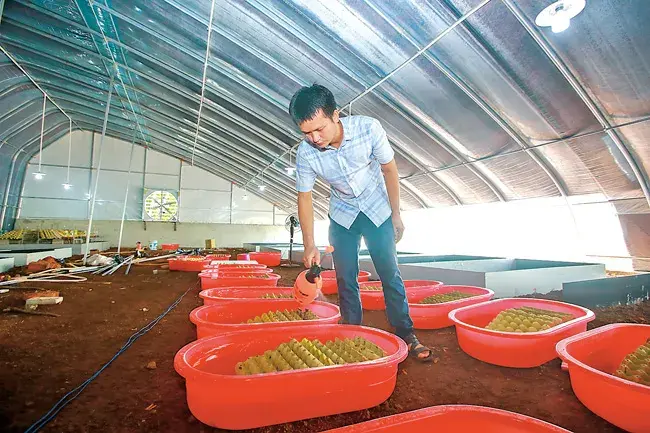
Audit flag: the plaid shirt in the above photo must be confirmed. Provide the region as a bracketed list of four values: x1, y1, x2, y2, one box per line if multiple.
[295, 115, 395, 229]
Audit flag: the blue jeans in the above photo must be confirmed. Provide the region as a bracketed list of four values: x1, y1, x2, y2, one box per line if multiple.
[328, 213, 414, 339]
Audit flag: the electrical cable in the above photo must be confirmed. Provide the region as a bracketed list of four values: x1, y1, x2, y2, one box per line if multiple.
[24, 280, 199, 433]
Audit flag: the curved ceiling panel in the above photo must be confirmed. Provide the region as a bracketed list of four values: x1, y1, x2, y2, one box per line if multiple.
[1, 0, 649, 218]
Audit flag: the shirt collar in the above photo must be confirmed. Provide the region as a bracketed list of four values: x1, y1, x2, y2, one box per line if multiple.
[323, 116, 354, 151]
[305, 116, 355, 152]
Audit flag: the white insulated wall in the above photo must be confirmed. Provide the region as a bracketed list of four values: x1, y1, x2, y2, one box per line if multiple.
[20, 131, 288, 225]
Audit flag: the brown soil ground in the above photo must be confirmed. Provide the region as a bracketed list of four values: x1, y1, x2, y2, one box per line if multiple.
[0, 250, 647, 433]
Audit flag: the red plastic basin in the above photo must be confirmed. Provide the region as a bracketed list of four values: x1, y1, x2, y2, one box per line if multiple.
[200, 268, 272, 276]
[320, 270, 372, 295]
[174, 324, 407, 429]
[205, 263, 268, 270]
[237, 253, 251, 261]
[189, 299, 341, 339]
[198, 272, 280, 289]
[448, 298, 595, 368]
[249, 251, 282, 267]
[407, 285, 495, 329]
[556, 323, 650, 433]
[168, 256, 211, 272]
[205, 253, 232, 261]
[161, 243, 179, 251]
[322, 405, 572, 432]
[199, 287, 295, 305]
[358, 280, 444, 311]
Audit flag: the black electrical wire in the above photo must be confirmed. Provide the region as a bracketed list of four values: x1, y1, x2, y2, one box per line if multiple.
[24, 280, 199, 433]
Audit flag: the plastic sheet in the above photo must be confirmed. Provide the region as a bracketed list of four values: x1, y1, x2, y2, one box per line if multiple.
[1, 0, 650, 229]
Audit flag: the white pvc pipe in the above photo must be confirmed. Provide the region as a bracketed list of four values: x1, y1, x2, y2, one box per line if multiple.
[37, 94, 46, 174]
[83, 76, 115, 264]
[191, 0, 218, 166]
[117, 136, 136, 254]
[65, 118, 72, 185]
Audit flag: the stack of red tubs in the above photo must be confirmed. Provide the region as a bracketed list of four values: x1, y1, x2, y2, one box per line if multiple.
[175, 253, 413, 430]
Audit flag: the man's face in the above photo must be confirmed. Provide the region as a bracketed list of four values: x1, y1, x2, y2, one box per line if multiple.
[298, 109, 339, 149]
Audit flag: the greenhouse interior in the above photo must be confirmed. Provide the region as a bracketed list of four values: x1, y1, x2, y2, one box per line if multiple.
[0, 0, 649, 432]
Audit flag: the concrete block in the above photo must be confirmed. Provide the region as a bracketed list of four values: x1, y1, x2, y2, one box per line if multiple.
[0, 258, 14, 273]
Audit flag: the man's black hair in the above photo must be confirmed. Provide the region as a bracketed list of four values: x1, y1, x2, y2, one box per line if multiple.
[288, 84, 337, 126]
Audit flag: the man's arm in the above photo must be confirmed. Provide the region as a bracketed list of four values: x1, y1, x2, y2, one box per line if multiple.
[295, 145, 320, 266]
[298, 191, 320, 266]
[369, 119, 404, 243]
[381, 160, 405, 243]
[381, 159, 401, 217]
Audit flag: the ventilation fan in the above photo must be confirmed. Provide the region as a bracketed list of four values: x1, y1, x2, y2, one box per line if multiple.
[281, 214, 302, 268]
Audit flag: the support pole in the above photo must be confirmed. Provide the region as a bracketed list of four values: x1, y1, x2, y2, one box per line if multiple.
[0, 0, 6, 26]
[0, 152, 20, 231]
[117, 133, 137, 254]
[83, 76, 115, 264]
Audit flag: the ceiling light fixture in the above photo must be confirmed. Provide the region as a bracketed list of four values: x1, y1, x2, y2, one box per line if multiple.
[259, 169, 267, 192]
[535, 0, 586, 33]
[285, 147, 295, 175]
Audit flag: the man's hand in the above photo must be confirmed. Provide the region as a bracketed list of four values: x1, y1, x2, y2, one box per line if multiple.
[303, 244, 321, 268]
[392, 214, 405, 244]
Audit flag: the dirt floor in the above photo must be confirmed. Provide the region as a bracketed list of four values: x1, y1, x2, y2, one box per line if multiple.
[0, 251, 648, 433]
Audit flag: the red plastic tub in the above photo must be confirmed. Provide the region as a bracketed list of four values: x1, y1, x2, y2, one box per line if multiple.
[174, 324, 407, 429]
[200, 268, 272, 276]
[205, 263, 268, 271]
[237, 253, 251, 261]
[249, 251, 282, 267]
[161, 243, 179, 251]
[358, 280, 444, 310]
[448, 298, 595, 368]
[556, 323, 650, 433]
[322, 405, 572, 432]
[321, 270, 372, 295]
[407, 285, 494, 329]
[189, 299, 341, 339]
[198, 272, 280, 289]
[168, 256, 211, 272]
[199, 287, 295, 305]
[205, 253, 232, 261]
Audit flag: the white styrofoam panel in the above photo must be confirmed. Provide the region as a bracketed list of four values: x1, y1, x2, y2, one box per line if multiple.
[145, 173, 180, 190]
[31, 130, 93, 167]
[146, 148, 181, 175]
[91, 170, 144, 202]
[23, 165, 90, 200]
[21, 197, 88, 219]
[92, 134, 140, 171]
[231, 210, 274, 225]
[93, 200, 143, 220]
[180, 189, 231, 210]
[181, 163, 231, 191]
[232, 185, 273, 212]
[179, 208, 230, 223]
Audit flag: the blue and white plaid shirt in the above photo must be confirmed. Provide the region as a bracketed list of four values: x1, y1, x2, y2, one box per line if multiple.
[295, 115, 395, 230]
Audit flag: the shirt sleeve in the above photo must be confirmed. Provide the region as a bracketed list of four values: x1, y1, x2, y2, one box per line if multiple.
[295, 146, 317, 193]
[370, 119, 395, 164]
